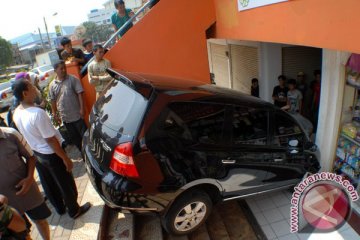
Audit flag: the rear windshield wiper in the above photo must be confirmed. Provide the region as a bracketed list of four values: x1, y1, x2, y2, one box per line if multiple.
[106, 68, 135, 89]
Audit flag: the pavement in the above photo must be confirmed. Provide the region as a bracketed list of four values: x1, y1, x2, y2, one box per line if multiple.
[30, 145, 104, 240]
[0, 111, 105, 240]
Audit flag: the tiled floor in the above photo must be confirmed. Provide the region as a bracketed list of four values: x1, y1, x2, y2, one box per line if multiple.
[246, 190, 360, 240]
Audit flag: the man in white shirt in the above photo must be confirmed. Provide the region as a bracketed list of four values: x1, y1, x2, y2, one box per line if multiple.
[12, 78, 91, 219]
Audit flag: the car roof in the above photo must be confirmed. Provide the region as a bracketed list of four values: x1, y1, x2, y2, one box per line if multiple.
[31, 65, 53, 71]
[111, 69, 276, 109]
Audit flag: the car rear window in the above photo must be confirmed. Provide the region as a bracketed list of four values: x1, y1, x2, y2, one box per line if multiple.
[94, 81, 148, 136]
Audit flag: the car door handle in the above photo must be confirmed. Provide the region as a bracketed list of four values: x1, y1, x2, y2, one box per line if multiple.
[222, 159, 236, 164]
[274, 158, 284, 162]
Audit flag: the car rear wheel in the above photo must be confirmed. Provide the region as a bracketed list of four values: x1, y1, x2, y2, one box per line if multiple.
[162, 190, 212, 235]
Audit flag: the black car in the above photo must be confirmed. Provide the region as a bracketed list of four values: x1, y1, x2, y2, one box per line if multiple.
[82, 69, 320, 235]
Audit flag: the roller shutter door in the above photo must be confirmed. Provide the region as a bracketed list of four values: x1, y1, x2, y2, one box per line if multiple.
[230, 45, 259, 94]
[282, 47, 322, 81]
[209, 43, 230, 88]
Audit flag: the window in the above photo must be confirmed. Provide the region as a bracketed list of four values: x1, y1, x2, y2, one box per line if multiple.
[93, 81, 148, 135]
[30, 69, 39, 75]
[232, 107, 268, 145]
[38, 65, 53, 72]
[164, 102, 226, 145]
[274, 112, 304, 147]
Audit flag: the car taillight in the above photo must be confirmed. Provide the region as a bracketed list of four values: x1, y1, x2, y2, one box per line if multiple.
[110, 142, 139, 178]
[1, 93, 7, 99]
[44, 72, 49, 78]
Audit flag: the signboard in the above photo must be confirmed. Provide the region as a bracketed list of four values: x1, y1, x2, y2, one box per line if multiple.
[55, 25, 62, 37]
[238, 0, 288, 11]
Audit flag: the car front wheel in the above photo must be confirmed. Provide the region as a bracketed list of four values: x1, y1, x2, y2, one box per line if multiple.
[162, 190, 212, 235]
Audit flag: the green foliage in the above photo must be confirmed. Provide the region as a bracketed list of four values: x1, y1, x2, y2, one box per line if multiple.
[42, 74, 60, 127]
[80, 21, 113, 43]
[0, 36, 13, 68]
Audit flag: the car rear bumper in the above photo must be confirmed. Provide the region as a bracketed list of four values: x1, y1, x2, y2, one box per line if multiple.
[82, 131, 168, 213]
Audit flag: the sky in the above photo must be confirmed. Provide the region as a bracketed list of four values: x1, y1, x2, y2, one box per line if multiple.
[0, 0, 107, 40]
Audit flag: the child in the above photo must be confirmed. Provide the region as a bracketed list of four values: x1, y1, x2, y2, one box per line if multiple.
[60, 37, 85, 67]
[282, 79, 313, 136]
[88, 44, 113, 100]
[282, 79, 302, 114]
[82, 39, 94, 63]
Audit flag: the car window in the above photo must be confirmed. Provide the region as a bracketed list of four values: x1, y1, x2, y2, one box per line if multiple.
[93, 81, 148, 135]
[31, 69, 39, 75]
[273, 112, 304, 147]
[0, 81, 11, 91]
[39, 65, 53, 72]
[232, 107, 268, 145]
[165, 102, 226, 145]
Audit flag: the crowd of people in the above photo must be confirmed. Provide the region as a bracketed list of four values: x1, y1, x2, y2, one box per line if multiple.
[0, 41, 114, 240]
[0, 1, 136, 238]
[251, 70, 322, 136]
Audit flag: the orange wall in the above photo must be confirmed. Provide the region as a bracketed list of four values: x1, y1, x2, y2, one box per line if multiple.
[213, 0, 360, 53]
[105, 0, 215, 82]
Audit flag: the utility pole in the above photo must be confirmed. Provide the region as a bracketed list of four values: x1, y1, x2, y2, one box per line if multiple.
[44, 16, 52, 49]
[38, 27, 45, 51]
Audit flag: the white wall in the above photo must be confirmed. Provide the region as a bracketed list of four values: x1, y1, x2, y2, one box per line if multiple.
[259, 43, 282, 103]
[315, 49, 350, 171]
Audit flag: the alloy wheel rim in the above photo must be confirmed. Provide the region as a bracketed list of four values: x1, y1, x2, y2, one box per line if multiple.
[174, 201, 207, 232]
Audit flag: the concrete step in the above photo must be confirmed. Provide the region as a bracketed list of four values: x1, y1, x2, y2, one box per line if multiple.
[165, 234, 189, 240]
[135, 215, 164, 240]
[106, 209, 135, 240]
[206, 205, 231, 240]
[188, 224, 210, 240]
[218, 201, 258, 240]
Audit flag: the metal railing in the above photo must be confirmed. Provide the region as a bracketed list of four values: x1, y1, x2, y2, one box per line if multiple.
[80, 0, 159, 75]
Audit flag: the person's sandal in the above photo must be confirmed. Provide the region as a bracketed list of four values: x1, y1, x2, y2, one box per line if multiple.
[71, 202, 91, 219]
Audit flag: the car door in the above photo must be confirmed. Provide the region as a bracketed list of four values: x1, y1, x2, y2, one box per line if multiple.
[265, 110, 308, 188]
[218, 105, 273, 198]
[146, 101, 232, 191]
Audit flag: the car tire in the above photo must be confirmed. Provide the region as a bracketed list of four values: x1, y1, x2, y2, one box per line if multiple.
[161, 190, 212, 235]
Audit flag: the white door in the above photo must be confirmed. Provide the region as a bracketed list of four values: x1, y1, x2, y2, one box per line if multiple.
[209, 43, 230, 88]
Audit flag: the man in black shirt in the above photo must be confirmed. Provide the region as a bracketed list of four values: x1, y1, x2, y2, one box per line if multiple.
[60, 37, 85, 67]
[272, 75, 288, 108]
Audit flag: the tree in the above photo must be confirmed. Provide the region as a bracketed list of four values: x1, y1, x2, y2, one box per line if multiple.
[0, 36, 13, 69]
[78, 21, 114, 43]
